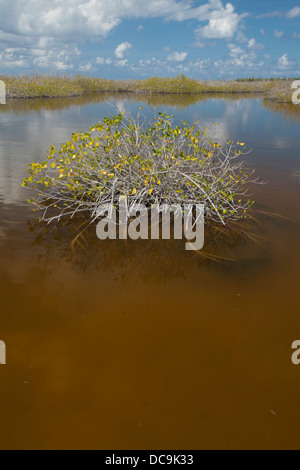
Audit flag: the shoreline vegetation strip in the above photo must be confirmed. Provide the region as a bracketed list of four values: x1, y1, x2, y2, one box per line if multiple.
[1, 75, 298, 104]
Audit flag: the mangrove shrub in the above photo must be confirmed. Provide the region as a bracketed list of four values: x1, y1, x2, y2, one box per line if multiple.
[22, 112, 258, 225]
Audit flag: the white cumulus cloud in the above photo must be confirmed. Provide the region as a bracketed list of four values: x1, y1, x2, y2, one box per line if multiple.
[167, 51, 187, 62]
[287, 6, 300, 18]
[95, 57, 112, 65]
[115, 59, 128, 67]
[248, 38, 264, 50]
[115, 42, 132, 59]
[195, 2, 244, 41]
[274, 30, 284, 38]
[278, 53, 292, 69]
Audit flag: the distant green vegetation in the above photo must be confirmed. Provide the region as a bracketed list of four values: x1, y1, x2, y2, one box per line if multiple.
[236, 76, 300, 82]
[2, 75, 133, 98]
[1, 74, 297, 103]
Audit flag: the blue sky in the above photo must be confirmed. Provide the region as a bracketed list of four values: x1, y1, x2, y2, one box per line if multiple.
[0, 0, 299, 79]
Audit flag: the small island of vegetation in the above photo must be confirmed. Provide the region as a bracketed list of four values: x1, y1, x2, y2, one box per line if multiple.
[22, 111, 259, 230]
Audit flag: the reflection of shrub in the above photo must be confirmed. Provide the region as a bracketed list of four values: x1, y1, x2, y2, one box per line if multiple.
[23, 112, 258, 226]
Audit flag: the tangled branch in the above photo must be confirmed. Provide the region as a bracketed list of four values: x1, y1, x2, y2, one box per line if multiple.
[22, 111, 261, 226]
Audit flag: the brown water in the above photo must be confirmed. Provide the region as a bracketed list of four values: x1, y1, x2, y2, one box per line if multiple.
[0, 94, 300, 450]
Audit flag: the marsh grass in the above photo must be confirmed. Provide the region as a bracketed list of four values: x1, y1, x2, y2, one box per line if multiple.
[2, 75, 135, 98]
[2, 74, 297, 103]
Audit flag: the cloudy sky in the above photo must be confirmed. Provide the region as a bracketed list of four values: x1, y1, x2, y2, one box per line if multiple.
[0, 0, 299, 78]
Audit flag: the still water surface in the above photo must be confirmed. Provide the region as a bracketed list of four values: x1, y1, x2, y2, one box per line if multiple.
[0, 93, 299, 449]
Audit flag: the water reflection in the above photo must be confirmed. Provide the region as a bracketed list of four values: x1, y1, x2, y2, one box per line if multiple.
[0, 95, 300, 449]
[26, 215, 269, 277]
[1, 93, 300, 206]
[0, 92, 260, 115]
[263, 100, 300, 122]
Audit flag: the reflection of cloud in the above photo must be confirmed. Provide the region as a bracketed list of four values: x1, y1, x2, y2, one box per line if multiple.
[291, 165, 300, 181]
[205, 122, 228, 143]
[274, 136, 290, 149]
[224, 98, 253, 117]
[204, 99, 253, 143]
[0, 105, 89, 204]
[114, 100, 127, 114]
